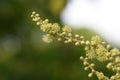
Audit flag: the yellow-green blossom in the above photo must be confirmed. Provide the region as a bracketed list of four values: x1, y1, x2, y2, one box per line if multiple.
[42, 34, 53, 43]
[31, 11, 120, 80]
[62, 25, 72, 33]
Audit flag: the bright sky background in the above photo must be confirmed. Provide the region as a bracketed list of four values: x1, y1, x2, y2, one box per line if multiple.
[61, 0, 120, 47]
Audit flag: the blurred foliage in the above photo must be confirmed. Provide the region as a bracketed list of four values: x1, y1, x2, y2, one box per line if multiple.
[0, 0, 108, 80]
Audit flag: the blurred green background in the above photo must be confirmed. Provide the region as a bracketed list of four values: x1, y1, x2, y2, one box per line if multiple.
[0, 0, 111, 80]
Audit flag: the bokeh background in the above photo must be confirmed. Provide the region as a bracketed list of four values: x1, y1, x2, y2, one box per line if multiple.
[0, 0, 115, 80]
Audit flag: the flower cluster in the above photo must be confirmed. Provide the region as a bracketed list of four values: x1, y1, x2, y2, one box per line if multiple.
[31, 11, 120, 80]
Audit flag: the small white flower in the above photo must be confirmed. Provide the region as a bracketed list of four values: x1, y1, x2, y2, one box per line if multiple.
[42, 34, 53, 43]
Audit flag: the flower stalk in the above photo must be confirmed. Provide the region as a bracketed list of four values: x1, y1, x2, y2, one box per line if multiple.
[31, 11, 120, 80]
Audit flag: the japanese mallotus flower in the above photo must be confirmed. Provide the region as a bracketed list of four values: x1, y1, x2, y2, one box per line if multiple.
[61, 0, 120, 47]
